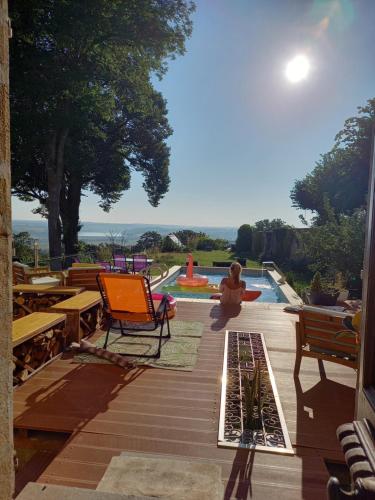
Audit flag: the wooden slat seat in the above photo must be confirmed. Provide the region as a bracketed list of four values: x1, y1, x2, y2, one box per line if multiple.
[13, 312, 66, 347]
[13, 312, 67, 384]
[49, 291, 103, 342]
[295, 305, 359, 374]
[66, 267, 105, 290]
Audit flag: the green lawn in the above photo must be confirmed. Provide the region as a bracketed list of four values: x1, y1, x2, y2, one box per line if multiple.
[150, 250, 261, 268]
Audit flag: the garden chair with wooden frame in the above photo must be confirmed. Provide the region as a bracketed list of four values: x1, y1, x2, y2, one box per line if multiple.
[294, 305, 359, 375]
[96, 273, 171, 358]
[12, 264, 65, 286]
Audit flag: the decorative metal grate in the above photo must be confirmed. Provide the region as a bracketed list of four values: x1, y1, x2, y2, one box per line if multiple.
[218, 330, 294, 454]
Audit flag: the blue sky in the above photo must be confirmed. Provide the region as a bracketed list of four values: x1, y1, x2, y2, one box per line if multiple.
[12, 0, 375, 228]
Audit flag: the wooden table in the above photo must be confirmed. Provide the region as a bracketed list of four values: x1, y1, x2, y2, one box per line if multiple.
[13, 284, 84, 295]
[49, 291, 103, 342]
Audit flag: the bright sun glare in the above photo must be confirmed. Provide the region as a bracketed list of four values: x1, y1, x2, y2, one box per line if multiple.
[285, 55, 310, 83]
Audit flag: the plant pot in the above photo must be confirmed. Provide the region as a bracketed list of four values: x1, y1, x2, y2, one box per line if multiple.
[308, 290, 340, 306]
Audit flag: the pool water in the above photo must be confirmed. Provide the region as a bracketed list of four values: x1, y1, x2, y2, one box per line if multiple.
[155, 271, 287, 303]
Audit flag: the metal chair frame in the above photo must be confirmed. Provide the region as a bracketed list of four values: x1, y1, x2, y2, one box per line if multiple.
[113, 254, 129, 274]
[96, 273, 171, 358]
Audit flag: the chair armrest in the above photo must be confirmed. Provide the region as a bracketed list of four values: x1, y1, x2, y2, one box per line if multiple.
[302, 305, 351, 319]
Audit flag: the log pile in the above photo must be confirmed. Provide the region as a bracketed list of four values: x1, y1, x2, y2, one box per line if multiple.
[13, 326, 68, 385]
[80, 303, 103, 338]
[13, 294, 68, 319]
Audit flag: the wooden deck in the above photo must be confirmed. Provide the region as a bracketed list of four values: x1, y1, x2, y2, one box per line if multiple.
[13, 301, 356, 499]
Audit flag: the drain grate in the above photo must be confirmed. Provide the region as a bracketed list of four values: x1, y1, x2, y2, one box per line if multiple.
[218, 330, 293, 454]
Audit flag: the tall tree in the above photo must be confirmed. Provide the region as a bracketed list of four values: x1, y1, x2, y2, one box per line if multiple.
[235, 224, 253, 257]
[254, 218, 289, 231]
[291, 98, 375, 222]
[10, 0, 195, 260]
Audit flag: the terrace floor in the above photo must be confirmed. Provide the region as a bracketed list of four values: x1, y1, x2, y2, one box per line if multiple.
[13, 301, 356, 499]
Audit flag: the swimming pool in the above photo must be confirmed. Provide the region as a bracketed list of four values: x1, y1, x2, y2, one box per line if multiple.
[153, 268, 288, 303]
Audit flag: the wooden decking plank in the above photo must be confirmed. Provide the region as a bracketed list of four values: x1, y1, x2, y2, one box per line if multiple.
[14, 300, 356, 498]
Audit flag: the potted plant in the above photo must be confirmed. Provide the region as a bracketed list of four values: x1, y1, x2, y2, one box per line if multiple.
[307, 271, 340, 306]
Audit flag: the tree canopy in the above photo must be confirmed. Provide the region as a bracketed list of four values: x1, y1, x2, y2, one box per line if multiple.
[254, 219, 289, 232]
[135, 231, 163, 251]
[291, 98, 375, 222]
[10, 0, 195, 259]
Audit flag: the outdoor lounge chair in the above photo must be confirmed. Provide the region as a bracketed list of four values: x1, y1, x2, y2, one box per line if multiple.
[294, 305, 359, 375]
[132, 254, 148, 274]
[113, 254, 128, 273]
[12, 263, 65, 286]
[97, 273, 171, 358]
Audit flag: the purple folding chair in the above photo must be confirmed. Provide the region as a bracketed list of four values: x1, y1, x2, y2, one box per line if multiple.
[113, 254, 128, 273]
[132, 254, 148, 275]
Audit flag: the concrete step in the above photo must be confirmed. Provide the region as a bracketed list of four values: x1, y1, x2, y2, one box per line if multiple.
[16, 482, 154, 500]
[97, 453, 223, 500]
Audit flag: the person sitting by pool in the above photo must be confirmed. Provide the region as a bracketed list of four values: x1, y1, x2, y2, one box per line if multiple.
[217, 262, 246, 305]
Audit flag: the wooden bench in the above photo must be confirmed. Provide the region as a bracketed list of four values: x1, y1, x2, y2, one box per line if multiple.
[13, 312, 66, 384]
[295, 306, 359, 375]
[49, 291, 103, 342]
[66, 267, 105, 290]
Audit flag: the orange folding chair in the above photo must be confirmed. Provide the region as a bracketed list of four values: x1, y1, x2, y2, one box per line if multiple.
[96, 273, 171, 358]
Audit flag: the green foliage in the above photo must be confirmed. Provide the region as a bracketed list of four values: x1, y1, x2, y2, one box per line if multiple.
[254, 219, 289, 231]
[235, 224, 253, 257]
[301, 207, 365, 282]
[310, 271, 322, 293]
[13, 232, 34, 263]
[161, 235, 182, 252]
[242, 360, 263, 430]
[291, 98, 375, 220]
[152, 250, 262, 268]
[10, 0, 196, 256]
[174, 230, 207, 250]
[196, 237, 228, 251]
[95, 244, 113, 262]
[135, 231, 163, 252]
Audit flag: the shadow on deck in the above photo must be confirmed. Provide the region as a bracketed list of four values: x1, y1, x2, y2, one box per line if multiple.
[13, 301, 356, 499]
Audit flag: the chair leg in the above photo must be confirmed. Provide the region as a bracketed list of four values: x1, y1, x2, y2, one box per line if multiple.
[294, 352, 302, 376]
[103, 323, 111, 349]
[294, 322, 302, 376]
[165, 312, 171, 339]
[119, 320, 124, 335]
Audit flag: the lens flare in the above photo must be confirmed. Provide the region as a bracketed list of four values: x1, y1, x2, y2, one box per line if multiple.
[285, 55, 310, 83]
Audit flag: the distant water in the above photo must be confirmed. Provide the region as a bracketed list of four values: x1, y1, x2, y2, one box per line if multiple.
[13, 220, 237, 249]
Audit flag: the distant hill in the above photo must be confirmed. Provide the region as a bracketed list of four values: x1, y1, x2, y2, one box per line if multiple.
[12, 220, 237, 249]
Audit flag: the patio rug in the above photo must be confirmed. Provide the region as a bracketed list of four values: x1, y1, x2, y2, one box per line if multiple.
[73, 320, 204, 371]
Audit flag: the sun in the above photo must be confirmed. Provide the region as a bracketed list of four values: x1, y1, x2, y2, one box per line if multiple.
[285, 55, 310, 83]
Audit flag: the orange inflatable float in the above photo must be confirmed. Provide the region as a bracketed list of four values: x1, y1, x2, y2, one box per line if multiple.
[176, 254, 208, 287]
[151, 293, 177, 319]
